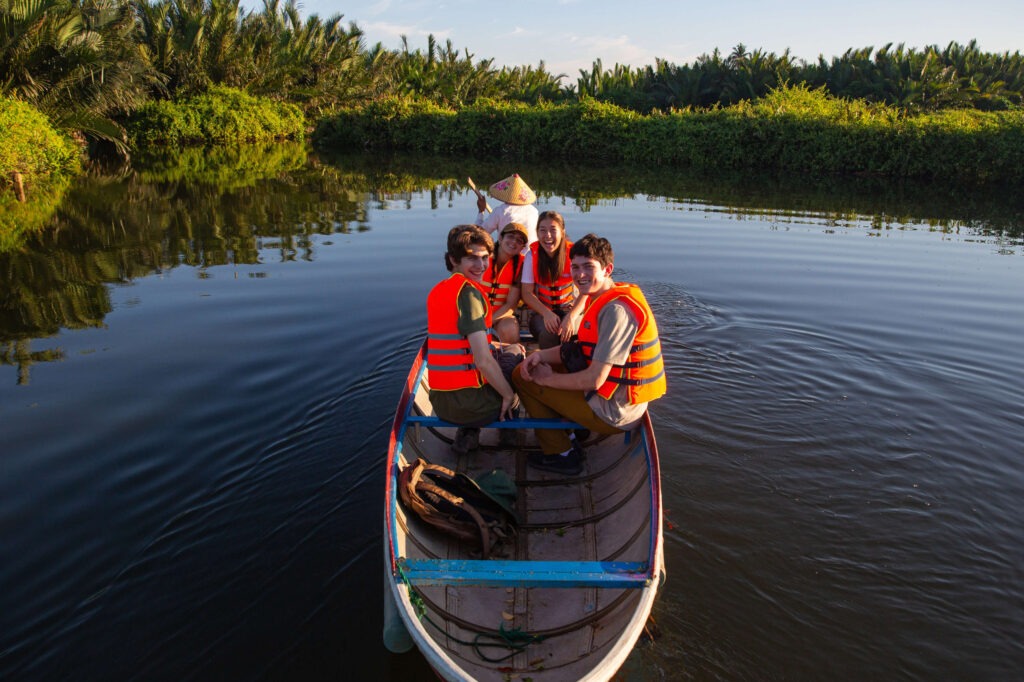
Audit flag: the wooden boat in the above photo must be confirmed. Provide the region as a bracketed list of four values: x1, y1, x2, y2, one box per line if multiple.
[383, 339, 666, 681]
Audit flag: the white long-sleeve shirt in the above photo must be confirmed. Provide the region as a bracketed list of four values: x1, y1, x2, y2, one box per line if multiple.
[475, 203, 539, 245]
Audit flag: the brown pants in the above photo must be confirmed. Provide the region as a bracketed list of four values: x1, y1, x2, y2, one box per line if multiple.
[511, 365, 622, 455]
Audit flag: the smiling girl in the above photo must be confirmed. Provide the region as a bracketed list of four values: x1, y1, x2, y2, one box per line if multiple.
[521, 211, 585, 348]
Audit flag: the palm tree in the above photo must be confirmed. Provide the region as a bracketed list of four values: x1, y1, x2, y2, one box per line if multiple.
[1, 0, 158, 155]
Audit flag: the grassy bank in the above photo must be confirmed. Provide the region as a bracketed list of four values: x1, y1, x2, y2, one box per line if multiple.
[313, 85, 1024, 183]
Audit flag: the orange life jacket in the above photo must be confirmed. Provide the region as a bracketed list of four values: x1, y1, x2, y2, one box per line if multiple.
[577, 283, 667, 403]
[481, 254, 522, 314]
[426, 274, 493, 391]
[530, 241, 575, 309]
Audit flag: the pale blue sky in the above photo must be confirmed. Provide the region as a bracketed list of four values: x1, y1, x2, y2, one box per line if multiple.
[263, 0, 1024, 79]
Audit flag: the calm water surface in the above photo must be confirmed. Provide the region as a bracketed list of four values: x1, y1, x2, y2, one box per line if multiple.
[2, 150, 1023, 680]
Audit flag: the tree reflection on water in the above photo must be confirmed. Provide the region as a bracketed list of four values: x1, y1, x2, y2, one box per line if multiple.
[3, 141, 1022, 383]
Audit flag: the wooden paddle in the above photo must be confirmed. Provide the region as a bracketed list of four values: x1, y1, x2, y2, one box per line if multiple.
[467, 177, 492, 213]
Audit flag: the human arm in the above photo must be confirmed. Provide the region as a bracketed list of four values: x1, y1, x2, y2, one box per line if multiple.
[455, 285, 516, 420]
[526, 352, 613, 391]
[467, 330, 516, 420]
[475, 205, 502, 237]
[558, 294, 588, 341]
[521, 282, 562, 333]
[491, 283, 521, 322]
[529, 301, 637, 391]
[517, 345, 563, 382]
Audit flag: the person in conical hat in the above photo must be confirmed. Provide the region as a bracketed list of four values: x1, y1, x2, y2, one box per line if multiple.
[473, 173, 539, 246]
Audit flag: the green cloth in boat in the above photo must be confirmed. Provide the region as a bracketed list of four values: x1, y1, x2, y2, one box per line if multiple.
[475, 468, 518, 520]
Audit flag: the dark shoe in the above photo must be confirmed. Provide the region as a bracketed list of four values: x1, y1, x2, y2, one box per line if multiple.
[528, 450, 583, 475]
[498, 429, 519, 449]
[573, 428, 591, 445]
[452, 427, 480, 455]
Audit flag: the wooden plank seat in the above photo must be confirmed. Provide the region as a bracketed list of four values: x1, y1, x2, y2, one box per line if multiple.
[397, 557, 654, 588]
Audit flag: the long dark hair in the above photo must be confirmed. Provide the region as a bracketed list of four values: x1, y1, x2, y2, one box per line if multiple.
[536, 210, 566, 284]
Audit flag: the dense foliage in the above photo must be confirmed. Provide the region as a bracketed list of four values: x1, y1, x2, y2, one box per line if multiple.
[127, 86, 305, 145]
[578, 41, 1024, 113]
[314, 85, 1024, 182]
[4, 0, 1023, 142]
[0, 96, 80, 182]
[3, 0, 1023, 187]
[0, 0, 160, 153]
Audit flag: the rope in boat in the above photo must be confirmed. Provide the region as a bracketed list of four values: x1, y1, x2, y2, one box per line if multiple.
[397, 562, 546, 663]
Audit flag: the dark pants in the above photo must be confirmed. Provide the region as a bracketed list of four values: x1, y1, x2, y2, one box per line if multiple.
[494, 348, 524, 384]
[528, 308, 567, 349]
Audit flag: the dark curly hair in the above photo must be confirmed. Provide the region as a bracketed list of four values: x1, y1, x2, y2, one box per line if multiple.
[569, 233, 614, 268]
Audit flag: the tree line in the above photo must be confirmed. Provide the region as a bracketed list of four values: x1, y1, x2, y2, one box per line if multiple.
[2, 0, 1023, 152]
[578, 41, 1024, 114]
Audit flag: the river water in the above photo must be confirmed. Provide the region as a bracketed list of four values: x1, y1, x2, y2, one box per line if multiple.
[2, 147, 1022, 680]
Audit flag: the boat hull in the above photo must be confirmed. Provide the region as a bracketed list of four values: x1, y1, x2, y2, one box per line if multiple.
[384, 341, 664, 681]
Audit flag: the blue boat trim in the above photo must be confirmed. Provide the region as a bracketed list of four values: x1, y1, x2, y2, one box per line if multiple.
[405, 415, 586, 430]
[397, 557, 653, 588]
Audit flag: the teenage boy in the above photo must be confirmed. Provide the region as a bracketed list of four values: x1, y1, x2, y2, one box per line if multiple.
[512, 234, 666, 473]
[427, 225, 519, 455]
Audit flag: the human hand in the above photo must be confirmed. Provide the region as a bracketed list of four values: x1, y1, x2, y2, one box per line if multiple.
[531, 361, 554, 384]
[476, 195, 487, 213]
[543, 310, 561, 334]
[499, 393, 515, 421]
[558, 314, 578, 341]
[519, 351, 541, 381]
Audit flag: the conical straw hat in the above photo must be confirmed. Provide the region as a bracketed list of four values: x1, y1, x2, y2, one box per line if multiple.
[488, 174, 536, 206]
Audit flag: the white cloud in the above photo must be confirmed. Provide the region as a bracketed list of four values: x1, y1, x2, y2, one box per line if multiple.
[366, 0, 392, 14]
[362, 20, 451, 46]
[536, 32, 665, 76]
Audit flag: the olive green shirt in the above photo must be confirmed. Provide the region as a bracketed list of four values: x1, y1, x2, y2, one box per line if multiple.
[429, 284, 503, 425]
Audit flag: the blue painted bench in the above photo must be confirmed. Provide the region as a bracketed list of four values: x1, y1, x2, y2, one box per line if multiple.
[397, 557, 654, 588]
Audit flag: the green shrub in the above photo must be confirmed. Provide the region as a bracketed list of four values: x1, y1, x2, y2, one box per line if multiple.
[0, 97, 80, 183]
[127, 87, 306, 147]
[312, 85, 1024, 183]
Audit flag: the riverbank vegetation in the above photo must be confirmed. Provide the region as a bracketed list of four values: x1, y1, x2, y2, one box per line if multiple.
[1, 97, 80, 191]
[315, 85, 1024, 182]
[128, 87, 305, 146]
[1, 97, 77, 241]
[2, 0, 1024, 180]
